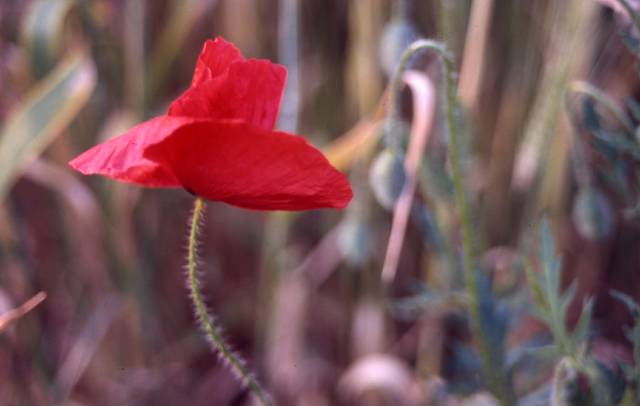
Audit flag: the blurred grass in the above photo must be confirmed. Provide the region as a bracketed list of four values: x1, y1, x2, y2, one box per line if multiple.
[0, 0, 640, 405]
[21, 0, 77, 78]
[0, 50, 95, 201]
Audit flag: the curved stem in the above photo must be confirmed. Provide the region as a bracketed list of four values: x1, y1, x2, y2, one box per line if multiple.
[387, 40, 449, 151]
[387, 40, 514, 404]
[187, 197, 272, 406]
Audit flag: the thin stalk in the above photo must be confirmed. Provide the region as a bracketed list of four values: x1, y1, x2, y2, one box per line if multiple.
[187, 197, 272, 406]
[387, 40, 514, 404]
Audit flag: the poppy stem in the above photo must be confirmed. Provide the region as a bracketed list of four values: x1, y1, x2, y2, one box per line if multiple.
[187, 197, 272, 406]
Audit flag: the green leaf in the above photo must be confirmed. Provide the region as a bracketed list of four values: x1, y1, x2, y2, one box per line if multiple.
[528, 218, 594, 361]
[573, 298, 594, 343]
[525, 263, 547, 312]
[0, 50, 96, 201]
[539, 219, 564, 315]
[525, 344, 560, 360]
[530, 307, 552, 326]
[592, 130, 640, 160]
[559, 281, 577, 319]
[582, 99, 601, 133]
[21, 0, 77, 78]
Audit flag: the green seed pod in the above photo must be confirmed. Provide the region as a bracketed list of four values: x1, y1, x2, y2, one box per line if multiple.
[572, 186, 614, 241]
[378, 18, 419, 77]
[338, 216, 372, 267]
[369, 148, 406, 210]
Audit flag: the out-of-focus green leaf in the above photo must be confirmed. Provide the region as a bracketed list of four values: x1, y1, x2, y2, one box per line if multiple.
[611, 290, 640, 403]
[21, 0, 77, 78]
[573, 298, 594, 343]
[524, 344, 560, 361]
[568, 81, 635, 135]
[581, 99, 601, 133]
[525, 263, 547, 312]
[528, 219, 593, 359]
[559, 281, 577, 318]
[591, 129, 640, 160]
[0, 50, 96, 201]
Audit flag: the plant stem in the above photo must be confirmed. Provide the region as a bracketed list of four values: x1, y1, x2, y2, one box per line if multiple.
[388, 40, 514, 404]
[187, 197, 272, 406]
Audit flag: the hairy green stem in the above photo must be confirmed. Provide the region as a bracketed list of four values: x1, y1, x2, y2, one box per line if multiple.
[187, 197, 272, 406]
[388, 40, 514, 404]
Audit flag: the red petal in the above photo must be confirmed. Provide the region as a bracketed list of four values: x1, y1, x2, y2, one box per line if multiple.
[143, 121, 353, 210]
[69, 116, 203, 187]
[191, 37, 244, 86]
[169, 59, 286, 130]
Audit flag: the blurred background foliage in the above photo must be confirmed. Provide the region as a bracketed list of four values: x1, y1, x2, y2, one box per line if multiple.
[1, 0, 640, 405]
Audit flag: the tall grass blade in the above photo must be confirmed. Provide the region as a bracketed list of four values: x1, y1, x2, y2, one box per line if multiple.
[0, 50, 96, 201]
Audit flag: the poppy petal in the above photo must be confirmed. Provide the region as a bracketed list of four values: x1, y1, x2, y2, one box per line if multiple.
[169, 59, 286, 130]
[191, 37, 244, 86]
[69, 116, 203, 187]
[143, 121, 353, 210]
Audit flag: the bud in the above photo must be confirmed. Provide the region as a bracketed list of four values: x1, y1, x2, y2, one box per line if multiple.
[338, 216, 372, 267]
[369, 148, 406, 210]
[572, 186, 614, 240]
[379, 18, 420, 77]
[381, 118, 412, 149]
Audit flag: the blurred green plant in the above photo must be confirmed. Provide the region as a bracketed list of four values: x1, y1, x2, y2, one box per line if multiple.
[21, 0, 78, 79]
[526, 220, 593, 360]
[611, 291, 640, 404]
[526, 220, 625, 405]
[0, 50, 95, 201]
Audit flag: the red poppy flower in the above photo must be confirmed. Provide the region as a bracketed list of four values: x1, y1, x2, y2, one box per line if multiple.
[69, 37, 352, 210]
